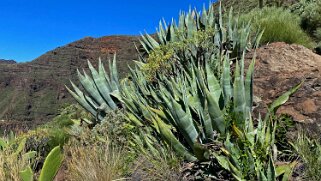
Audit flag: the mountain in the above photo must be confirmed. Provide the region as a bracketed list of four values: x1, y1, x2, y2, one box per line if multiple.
[0, 36, 140, 123]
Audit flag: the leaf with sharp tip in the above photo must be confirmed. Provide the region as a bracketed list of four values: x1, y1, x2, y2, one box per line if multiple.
[171, 99, 198, 148]
[78, 69, 105, 106]
[206, 61, 221, 102]
[269, 81, 303, 114]
[65, 82, 97, 116]
[205, 89, 225, 134]
[156, 117, 197, 162]
[145, 33, 160, 48]
[157, 21, 166, 44]
[233, 58, 246, 125]
[199, 105, 214, 141]
[111, 54, 120, 88]
[245, 55, 255, 114]
[133, 60, 146, 68]
[267, 157, 276, 181]
[140, 34, 153, 51]
[222, 55, 232, 103]
[88, 60, 117, 110]
[99, 60, 118, 109]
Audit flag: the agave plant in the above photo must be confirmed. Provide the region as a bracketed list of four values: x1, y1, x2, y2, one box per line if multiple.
[214, 115, 297, 180]
[119, 50, 254, 160]
[66, 3, 261, 124]
[138, 3, 262, 80]
[66, 3, 301, 180]
[66, 55, 121, 125]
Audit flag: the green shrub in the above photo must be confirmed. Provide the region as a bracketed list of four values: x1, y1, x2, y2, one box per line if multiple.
[291, 0, 321, 41]
[240, 7, 313, 47]
[292, 134, 321, 180]
[314, 28, 321, 41]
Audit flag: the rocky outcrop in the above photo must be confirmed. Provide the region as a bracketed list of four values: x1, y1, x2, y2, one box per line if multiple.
[247, 42, 321, 127]
[0, 36, 139, 123]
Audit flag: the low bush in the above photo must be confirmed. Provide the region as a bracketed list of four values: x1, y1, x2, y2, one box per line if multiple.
[292, 134, 321, 180]
[0, 147, 31, 180]
[291, 0, 321, 41]
[239, 7, 313, 47]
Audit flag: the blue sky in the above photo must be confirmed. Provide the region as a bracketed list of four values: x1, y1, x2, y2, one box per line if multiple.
[0, 0, 211, 62]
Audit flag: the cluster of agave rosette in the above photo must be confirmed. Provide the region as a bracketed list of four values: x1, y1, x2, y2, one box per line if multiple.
[67, 4, 302, 180]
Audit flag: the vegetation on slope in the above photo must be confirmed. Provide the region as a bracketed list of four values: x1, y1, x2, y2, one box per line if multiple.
[1, 0, 321, 180]
[239, 6, 313, 47]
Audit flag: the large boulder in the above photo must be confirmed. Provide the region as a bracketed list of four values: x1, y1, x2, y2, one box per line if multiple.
[246, 42, 321, 129]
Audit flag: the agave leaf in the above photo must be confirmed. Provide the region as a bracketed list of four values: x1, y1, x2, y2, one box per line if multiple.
[199, 106, 214, 141]
[108, 57, 119, 91]
[65, 82, 96, 116]
[171, 99, 198, 148]
[88, 60, 117, 110]
[111, 54, 120, 88]
[140, 34, 154, 52]
[222, 55, 232, 102]
[145, 33, 160, 48]
[78, 69, 105, 105]
[156, 117, 197, 161]
[269, 81, 303, 114]
[133, 60, 146, 68]
[205, 89, 225, 134]
[213, 152, 230, 170]
[245, 54, 255, 113]
[19, 166, 33, 181]
[267, 157, 276, 181]
[39, 146, 64, 181]
[206, 61, 221, 102]
[275, 161, 297, 181]
[233, 57, 246, 125]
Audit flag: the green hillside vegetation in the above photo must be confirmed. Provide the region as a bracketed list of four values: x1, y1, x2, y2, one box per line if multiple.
[238, 6, 313, 47]
[1, 1, 321, 180]
[219, 0, 321, 52]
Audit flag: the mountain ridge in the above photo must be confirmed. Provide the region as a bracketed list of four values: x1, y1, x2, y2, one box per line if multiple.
[0, 35, 140, 123]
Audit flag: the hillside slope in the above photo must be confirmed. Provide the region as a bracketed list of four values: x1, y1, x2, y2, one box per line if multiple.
[216, 0, 298, 13]
[0, 36, 139, 122]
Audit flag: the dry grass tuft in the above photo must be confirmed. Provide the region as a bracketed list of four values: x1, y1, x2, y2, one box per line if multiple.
[65, 143, 126, 181]
[130, 149, 182, 181]
[0, 150, 32, 181]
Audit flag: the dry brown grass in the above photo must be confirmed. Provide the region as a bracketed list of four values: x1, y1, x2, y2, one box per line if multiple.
[130, 149, 182, 181]
[0, 150, 31, 181]
[64, 143, 126, 181]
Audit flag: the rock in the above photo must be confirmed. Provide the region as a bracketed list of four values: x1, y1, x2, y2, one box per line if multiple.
[246, 42, 321, 126]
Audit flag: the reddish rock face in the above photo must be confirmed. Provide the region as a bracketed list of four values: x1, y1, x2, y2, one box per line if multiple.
[246, 42, 321, 126]
[0, 36, 139, 124]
